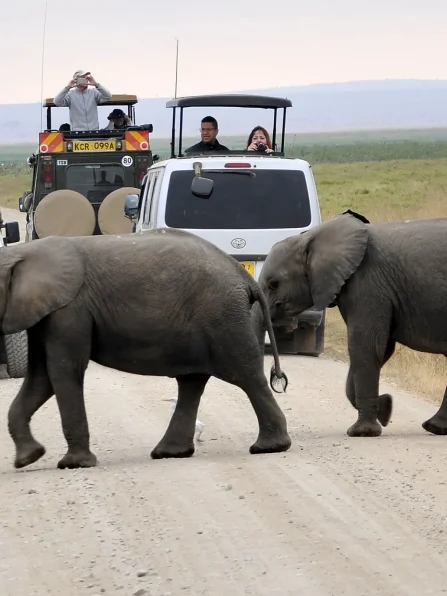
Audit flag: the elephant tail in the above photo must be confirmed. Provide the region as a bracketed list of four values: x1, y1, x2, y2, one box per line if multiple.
[251, 283, 289, 394]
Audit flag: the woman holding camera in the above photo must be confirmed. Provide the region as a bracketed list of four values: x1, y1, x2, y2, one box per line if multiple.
[246, 126, 274, 153]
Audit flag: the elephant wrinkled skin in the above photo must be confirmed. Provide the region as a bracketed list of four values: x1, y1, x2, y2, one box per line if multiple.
[259, 210, 447, 438]
[0, 228, 291, 470]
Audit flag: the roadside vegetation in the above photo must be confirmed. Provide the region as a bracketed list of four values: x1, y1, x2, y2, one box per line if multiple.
[1, 129, 446, 402]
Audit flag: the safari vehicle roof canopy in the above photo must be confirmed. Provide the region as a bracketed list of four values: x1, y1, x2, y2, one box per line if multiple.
[38, 93, 153, 154]
[43, 94, 139, 131]
[166, 93, 293, 158]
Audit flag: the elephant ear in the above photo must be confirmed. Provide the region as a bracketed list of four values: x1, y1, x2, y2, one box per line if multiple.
[2, 237, 85, 334]
[305, 213, 369, 310]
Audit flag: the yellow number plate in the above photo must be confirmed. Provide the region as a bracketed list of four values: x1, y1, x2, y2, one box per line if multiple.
[72, 140, 116, 152]
[240, 261, 255, 277]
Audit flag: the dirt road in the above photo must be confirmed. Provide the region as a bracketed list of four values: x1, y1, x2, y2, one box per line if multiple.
[1, 208, 447, 595]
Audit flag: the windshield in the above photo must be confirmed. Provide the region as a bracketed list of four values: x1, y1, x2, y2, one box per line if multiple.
[164, 169, 312, 229]
[65, 164, 125, 204]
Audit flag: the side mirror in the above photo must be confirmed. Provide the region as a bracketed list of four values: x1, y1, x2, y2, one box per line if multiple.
[4, 221, 20, 244]
[26, 155, 36, 168]
[191, 176, 214, 198]
[124, 193, 140, 220]
[18, 197, 26, 212]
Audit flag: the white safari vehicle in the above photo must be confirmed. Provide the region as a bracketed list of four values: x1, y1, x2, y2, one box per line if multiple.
[0, 213, 28, 378]
[124, 94, 325, 356]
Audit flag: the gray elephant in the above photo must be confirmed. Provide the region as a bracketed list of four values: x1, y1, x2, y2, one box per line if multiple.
[258, 209, 447, 438]
[1, 228, 291, 470]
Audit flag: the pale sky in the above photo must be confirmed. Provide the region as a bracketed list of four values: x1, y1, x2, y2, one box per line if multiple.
[3, 0, 447, 105]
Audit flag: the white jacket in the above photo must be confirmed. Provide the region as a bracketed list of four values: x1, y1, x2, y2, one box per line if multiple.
[53, 84, 112, 131]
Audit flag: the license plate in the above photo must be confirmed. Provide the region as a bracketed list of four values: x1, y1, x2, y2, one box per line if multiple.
[240, 261, 255, 277]
[72, 140, 116, 152]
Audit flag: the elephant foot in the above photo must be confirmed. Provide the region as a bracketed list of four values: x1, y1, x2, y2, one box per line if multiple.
[57, 449, 98, 470]
[151, 441, 195, 460]
[15, 440, 46, 469]
[422, 415, 447, 436]
[249, 432, 292, 455]
[378, 393, 393, 427]
[347, 419, 382, 437]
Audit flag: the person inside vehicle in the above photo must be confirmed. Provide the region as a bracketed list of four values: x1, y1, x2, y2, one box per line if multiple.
[246, 126, 274, 153]
[53, 70, 112, 131]
[185, 116, 229, 153]
[105, 108, 132, 130]
[95, 171, 113, 186]
[59, 123, 70, 131]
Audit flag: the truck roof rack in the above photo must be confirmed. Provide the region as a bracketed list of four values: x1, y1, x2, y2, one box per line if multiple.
[43, 94, 139, 108]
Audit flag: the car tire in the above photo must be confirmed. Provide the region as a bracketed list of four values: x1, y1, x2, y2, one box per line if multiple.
[4, 331, 28, 378]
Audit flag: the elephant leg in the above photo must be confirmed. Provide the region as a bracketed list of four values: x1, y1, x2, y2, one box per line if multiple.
[422, 385, 447, 435]
[8, 327, 54, 469]
[213, 321, 291, 454]
[345, 323, 393, 438]
[45, 310, 97, 469]
[238, 372, 292, 454]
[345, 337, 395, 428]
[151, 374, 210, 459]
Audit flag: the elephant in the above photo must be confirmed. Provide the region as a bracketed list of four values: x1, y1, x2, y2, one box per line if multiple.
[1, 228, 292, 470]
[258, 209, 447, 438]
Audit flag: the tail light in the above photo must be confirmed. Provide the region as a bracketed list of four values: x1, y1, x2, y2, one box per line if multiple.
[136, 157, 149, 184]
[42, 159, 54, 190]
[224, 163, 252, 168]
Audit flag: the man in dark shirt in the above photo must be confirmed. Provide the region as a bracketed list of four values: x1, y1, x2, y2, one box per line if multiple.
[185, 116, 229, 154]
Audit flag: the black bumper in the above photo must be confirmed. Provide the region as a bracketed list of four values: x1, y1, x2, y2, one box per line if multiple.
[273, 309, 324, 331]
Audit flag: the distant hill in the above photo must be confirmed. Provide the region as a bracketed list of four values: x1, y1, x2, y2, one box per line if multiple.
[1, 79, 447, 144]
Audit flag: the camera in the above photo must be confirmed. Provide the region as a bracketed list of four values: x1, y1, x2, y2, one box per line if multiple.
[256, 142, 267, 152]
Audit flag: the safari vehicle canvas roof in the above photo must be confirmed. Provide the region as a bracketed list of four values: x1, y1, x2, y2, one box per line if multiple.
[166, 93, 292, 157]
[44, 94, 139, 107]
[42, 94, 146, 131]
[166, 94, 292, 109]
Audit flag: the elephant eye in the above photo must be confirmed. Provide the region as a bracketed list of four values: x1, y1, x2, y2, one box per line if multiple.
[268, 279, 279, 291]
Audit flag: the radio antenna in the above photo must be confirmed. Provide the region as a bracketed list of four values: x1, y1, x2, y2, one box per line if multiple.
[174, 38, 179, 98]
[39, 0, 49, 131]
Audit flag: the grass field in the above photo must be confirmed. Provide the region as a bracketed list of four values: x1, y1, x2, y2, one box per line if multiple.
[0, 131, 446, 404]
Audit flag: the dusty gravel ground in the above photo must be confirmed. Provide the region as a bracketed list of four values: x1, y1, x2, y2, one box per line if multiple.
[1, 208, 447, 596]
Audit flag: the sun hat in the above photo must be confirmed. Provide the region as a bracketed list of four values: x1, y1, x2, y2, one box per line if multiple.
[73, 69, 90, 79]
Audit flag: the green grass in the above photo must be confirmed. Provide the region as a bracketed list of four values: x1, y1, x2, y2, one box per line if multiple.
[0, 170, 31, 208]
[314, 158, 447, 222]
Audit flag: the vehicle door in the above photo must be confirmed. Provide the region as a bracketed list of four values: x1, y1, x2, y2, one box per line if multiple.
[140, 169, 163, 231]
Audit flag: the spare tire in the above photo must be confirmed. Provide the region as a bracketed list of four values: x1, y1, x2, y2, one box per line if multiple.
[98, 187, 140, 235]
[34, 189, 96, 238]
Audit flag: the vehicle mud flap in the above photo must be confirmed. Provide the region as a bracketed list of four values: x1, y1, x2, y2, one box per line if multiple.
[4, 331, 28, 379]
[273, 312, 326, 357]
[34, 189, 96, 238]
[97, 187, 140, 235]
